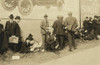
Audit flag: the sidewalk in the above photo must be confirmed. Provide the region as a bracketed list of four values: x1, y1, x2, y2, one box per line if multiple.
[41, 46, 100, 65]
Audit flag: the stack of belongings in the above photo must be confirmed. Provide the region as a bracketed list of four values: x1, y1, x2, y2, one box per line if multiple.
[74, 29, 81, 39]
[83, 30, 94, 40]
[9, 36, 19, 44]
[78, 28, 94, 40]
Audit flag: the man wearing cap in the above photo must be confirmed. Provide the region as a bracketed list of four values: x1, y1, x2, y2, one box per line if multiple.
[5, 15, 22, 52]
[53, 15, 65, 50]
[40, 14, 49, 52]
[63, 12, 78, 51]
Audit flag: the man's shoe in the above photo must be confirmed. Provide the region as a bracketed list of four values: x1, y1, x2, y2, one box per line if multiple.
[54, 51, 60, 54]
[41, 49, 45, 52]
[74, 47, 77, 50]
[96, 38, 99, 40]
[69, 49, 72, 52]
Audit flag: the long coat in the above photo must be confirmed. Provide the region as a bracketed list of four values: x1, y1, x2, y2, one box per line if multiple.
[52, 20, 65, 35]
[40, 19, 49, 35]
[0, 24, 4, 50]
[0, 23, 9, 52]
[5, 21, 21, 38]
[83, 20, 89, 30]
[92, 19, 100, 35]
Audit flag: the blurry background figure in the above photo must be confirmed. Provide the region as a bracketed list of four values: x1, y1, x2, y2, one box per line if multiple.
[40, 14, 49, 52]
[83, 17, 89, 32]
[98, 16, 100, 35]
[88, 17, 93, 34]
[92, 16, 99, 40]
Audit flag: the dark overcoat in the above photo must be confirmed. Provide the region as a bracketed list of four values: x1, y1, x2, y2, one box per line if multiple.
[83, 20, 89, 30]
[53, 20, 65, 35]
[5, 21, 21, 38]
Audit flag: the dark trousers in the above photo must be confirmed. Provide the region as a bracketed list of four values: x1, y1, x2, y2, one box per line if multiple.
[9, 43, 18, 52]
[56, 35, 64, 50]
[67, 31, 76, 50]
[94, 27, 98, 39]
[41, 34, 49, 49]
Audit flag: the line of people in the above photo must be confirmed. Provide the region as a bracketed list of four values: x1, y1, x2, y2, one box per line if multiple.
[1, 12, 93, 55]
[40, 12, 78, 52]
[0, 14, 22, 54]
[83, 16, 100, 40]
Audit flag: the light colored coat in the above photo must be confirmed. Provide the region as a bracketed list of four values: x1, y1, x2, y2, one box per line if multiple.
[40, 19, 49, 34]
[63, 16, 78, 31]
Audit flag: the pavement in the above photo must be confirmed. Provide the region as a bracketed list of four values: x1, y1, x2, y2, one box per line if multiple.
[41, 45, 100, 65]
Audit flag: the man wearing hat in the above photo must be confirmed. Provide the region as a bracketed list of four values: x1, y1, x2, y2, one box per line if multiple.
[15, 16, 22, 51]
[92, 16, 99, 40]
[40, 14, 49, 52]
[53, 15, 65, 50]
[5, 15, 22, 52]
[83, 17, 89, 31]
[5, 14, 15, 37]
[5, 14, 15, 52]
[63, 12, 78, 51]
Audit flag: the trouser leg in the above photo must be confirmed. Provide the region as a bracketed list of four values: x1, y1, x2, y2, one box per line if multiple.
[41, 34, 46, 49]
[12, 44, 18, 52]
[72, 32, 76, 49]
[41, 34, 49, 50]
[59, 35, 64, 49]
[67, 31, 72, 51]
[56, 35, 60, 49]
[94, 28, 98, 39]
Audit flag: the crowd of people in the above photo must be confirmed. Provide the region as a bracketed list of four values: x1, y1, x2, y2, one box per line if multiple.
[0, 14, 22, 54]
[0, 12, 100, 55]
[83, 16, 100, 40]
[40, 12, 78, 52]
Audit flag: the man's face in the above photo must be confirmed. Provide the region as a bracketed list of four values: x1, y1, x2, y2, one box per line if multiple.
[86, 18, 88, 21]
[16, 19, 20, 23]
[44, 17, 48, 20]
[9, 18, 13, 21]
[68, 14, 72, 16]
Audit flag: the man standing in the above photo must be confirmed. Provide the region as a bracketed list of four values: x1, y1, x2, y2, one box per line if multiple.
[15, 16, 22, 51]
[92, 16, 99, 40]
[5, 15, 22, 52]
[63, 12, 78, 51]
[53, 16, 65, 50]
[83, 17, 89, 31]
[40, 14, 49, 52]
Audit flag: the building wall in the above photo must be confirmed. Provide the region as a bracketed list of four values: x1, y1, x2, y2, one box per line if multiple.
[0, 0, 79, 41]
[81, 0, 100, 27]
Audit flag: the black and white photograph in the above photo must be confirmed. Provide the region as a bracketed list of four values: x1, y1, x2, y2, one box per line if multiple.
[0, 0, 100, 65]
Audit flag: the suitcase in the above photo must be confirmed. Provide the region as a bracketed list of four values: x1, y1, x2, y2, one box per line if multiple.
[9, 36, 19, 44]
